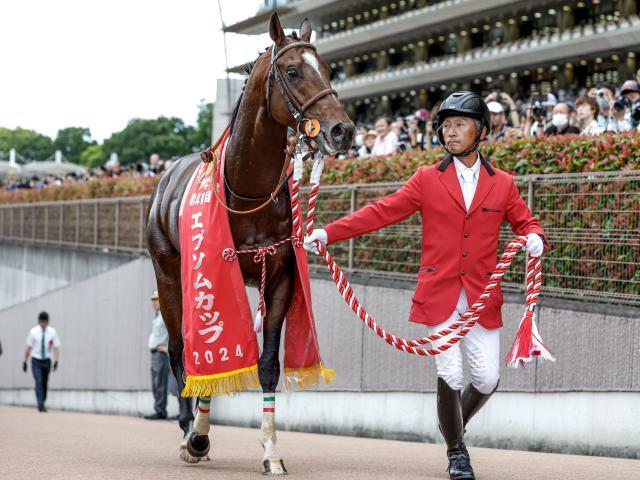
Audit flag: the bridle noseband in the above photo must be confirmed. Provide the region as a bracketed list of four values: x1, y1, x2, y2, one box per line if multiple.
[266, 41, 337, 131]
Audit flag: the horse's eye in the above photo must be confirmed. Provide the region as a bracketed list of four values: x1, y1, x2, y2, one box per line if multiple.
[286, 69, 298, 78]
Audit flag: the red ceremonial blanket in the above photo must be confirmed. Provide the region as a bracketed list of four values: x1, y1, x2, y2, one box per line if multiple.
[179, 128, 334, 397]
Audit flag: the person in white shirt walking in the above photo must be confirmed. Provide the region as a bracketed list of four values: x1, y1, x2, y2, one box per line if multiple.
[23, 311, 61, 412]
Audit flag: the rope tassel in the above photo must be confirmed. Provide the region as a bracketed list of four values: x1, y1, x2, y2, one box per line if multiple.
[506, 257, 555, 367]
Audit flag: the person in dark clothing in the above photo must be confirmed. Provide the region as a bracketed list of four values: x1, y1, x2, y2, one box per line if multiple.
[544, 102, 580, 136]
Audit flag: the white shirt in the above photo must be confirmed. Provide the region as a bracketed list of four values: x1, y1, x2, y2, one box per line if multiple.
[453, 155, 480, 210]
[581, 119, 603, 136]
[371, 131, 398, 156]
[148, 311, 169, 350]
[448, 154, 482, 321]
[26, 326, 61, 360]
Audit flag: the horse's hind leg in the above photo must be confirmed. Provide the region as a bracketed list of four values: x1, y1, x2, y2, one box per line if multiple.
[259, 270, 294, 476]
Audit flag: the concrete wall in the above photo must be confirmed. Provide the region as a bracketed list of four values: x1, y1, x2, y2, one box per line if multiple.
[0, 255, 638, 457]
[0, 241, 133, 310]
[0, 257, 156, 391]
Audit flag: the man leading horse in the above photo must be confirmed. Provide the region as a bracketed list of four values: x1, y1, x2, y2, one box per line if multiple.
[305, 91, 547, 480]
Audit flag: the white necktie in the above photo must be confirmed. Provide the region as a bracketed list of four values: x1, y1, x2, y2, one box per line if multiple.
[461, 169, 475, 210]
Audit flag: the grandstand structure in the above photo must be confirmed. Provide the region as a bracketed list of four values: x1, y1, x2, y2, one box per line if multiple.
[225, 0, 640, 122]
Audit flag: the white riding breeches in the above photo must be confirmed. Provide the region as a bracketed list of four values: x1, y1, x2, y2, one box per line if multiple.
[426, 288, 500, 394]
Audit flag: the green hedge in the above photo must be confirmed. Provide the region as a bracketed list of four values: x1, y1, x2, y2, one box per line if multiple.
[319, 132, 640, 185]
[2, 132, 639, 205]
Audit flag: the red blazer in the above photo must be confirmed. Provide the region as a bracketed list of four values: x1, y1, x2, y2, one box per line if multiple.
[325, 156, 546, 329]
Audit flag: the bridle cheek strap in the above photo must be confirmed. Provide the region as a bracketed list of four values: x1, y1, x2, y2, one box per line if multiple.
[267, 41, 339, 124]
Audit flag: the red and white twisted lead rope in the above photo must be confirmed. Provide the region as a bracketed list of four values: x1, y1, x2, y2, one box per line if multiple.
[222, 236, 301, 333]
[295, 157, 554, 367]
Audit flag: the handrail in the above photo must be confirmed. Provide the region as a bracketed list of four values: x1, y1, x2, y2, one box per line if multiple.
[0, 170, 638, 306]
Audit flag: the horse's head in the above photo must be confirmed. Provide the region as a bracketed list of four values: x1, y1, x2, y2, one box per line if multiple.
[263, 13, 354, 155]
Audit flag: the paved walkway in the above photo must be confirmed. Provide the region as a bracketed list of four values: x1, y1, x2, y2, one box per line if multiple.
[0, 405, 637, 479]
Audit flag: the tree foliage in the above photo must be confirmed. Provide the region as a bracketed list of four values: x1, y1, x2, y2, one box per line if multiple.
[189, 101, 214, 151]
[79, 144, 105, 168]
[2, 101, 214, 167]
[0, 127, 54, 161]
[103, 116, 196, 165]
[54, 127, 95, 164]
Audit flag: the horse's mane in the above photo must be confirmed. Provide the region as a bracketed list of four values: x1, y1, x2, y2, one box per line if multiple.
[229, 33, 300, 135]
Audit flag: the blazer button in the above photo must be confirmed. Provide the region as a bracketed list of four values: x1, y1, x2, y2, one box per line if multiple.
[464, 233, 470, 238]
[461, 271, 465, 276]
[462, 252, 468, 257]
[465, 215, 470, 220]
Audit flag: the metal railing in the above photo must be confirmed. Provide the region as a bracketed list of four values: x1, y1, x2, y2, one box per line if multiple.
[1, 171, 638, 305]
[0, 196, 151, 254]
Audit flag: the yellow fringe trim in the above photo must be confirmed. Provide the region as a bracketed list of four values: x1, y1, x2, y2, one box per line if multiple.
[283, 363, 336, 391]
[182, 364, 260, 398]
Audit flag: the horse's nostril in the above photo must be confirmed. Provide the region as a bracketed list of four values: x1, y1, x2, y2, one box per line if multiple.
[331, 125, 344, 141]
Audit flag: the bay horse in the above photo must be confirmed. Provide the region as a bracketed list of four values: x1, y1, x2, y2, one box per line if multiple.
[146, 12, 354, 475]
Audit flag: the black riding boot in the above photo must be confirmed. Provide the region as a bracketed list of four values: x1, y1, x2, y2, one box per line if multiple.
[461, 381, 498, 428]
[437, 377, 475, 480]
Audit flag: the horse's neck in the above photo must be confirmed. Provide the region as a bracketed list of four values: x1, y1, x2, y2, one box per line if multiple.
[224, 93, 288, 198]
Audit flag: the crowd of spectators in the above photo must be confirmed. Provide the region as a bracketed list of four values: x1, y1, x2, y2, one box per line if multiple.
[2, 153, 170, 191]
[351, 78, 640, 158]
[5, 78, 640, 190]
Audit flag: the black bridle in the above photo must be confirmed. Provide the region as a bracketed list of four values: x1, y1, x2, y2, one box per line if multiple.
[265, 40, 337, 130]
[218, 40, 338, 208]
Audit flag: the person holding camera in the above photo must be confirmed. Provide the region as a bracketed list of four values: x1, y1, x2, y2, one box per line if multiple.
[524, 93, 557, 138]
[620, 80, 640, 129]
[485, 91, 520, 129]
[590, 84, 631, 133]
[408, 109, 430, 150]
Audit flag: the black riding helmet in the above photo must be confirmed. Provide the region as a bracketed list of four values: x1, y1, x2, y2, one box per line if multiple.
[436, 91, 491, 156]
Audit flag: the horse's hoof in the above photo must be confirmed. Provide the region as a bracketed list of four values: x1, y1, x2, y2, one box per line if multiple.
[179, 444, 202, 464]
[262, 458, 287, 475]
[186, 432, 210, 458]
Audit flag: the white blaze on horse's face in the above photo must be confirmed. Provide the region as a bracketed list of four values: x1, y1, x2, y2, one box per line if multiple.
[302, 51, 322, 79]
[302, 50, 337, 106]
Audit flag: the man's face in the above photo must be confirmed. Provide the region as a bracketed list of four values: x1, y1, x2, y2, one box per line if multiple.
[441, 116, 478, 154]
[38, 320, 48, 329]
[151, 298, 160, 312]
[624, 91, 640, 103]
[375, 119, 390, 136]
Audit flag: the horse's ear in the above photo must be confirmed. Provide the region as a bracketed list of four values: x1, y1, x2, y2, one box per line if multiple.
[300, 18, 312, 42]
[269, 12, 286, 46]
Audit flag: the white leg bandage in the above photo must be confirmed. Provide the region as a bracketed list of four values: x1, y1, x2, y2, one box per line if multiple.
[194, 396, 211, 436]
[260, 394, 279, 460]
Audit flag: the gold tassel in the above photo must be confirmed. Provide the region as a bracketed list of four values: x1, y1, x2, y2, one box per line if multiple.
[283, 363, 336, 391]
[182, 364, 260, 398]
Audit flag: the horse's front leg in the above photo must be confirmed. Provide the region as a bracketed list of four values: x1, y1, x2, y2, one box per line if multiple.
[182, 396, 212, 463]
[259, 269, 294, 475]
